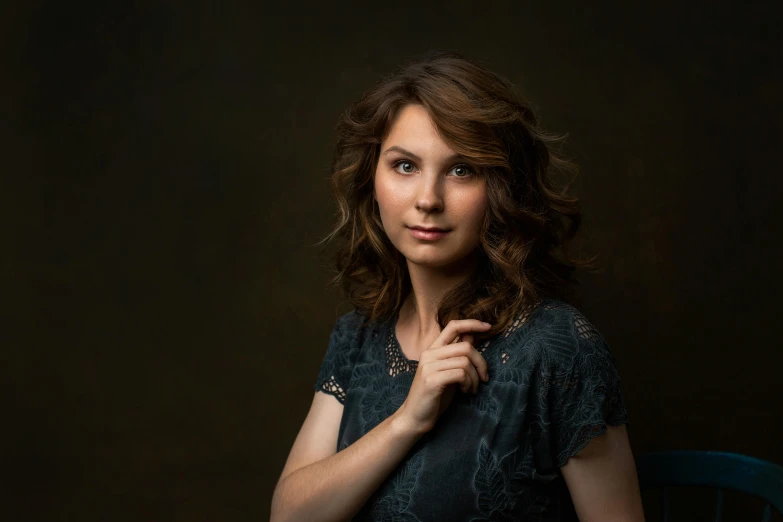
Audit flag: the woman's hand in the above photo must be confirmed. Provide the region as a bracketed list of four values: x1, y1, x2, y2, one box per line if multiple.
[395, 319, 491, 435]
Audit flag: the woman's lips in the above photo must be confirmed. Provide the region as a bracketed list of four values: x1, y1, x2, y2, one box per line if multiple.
[408, 227, 450, 240]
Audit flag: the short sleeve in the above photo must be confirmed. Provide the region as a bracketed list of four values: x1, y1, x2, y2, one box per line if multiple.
[532, 306, 629, 471]
[313, 310, 365, 404]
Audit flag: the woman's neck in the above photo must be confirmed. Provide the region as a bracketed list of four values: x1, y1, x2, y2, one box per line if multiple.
[401, 253, 479, 340]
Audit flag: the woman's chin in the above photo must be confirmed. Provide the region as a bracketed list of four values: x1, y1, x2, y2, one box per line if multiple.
[403, 253, 469, 269]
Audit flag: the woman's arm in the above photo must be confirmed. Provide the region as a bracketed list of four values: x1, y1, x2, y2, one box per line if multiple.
[560, 424, 646, 522]
[270, 394, 425, 522]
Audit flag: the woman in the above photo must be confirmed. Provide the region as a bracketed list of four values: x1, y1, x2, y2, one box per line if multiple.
[271, 50, 645, 522]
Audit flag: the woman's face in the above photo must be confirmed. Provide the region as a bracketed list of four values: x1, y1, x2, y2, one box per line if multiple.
[374, 104, 488, 269]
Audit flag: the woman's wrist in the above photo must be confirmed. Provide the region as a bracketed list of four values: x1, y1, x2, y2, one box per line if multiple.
[391, 405, 431, 441]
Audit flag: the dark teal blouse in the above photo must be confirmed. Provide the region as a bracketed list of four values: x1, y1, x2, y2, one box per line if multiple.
[313, 298, 629, 521]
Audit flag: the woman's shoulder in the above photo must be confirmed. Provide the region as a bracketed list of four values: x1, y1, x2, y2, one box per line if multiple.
[498, 297, 582, 341]
[500, 298, 613, 369]
[332, 309, 366, 332]
[330, 308, 387, 347]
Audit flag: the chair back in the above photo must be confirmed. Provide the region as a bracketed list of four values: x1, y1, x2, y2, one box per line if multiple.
[636, 450, 783, 522]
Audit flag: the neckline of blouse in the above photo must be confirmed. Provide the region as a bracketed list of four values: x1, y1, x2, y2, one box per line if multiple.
[388, 307, 420, 367]
[385, 297, 549, 370]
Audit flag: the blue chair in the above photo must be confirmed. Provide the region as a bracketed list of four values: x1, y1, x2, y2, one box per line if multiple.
[636, 450, 783, 522]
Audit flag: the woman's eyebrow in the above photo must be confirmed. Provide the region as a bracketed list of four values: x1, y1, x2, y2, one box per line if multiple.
[382, 145, 464, 164]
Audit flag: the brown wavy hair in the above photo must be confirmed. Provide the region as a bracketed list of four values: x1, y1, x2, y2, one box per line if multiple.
[316, 49, 599, 344]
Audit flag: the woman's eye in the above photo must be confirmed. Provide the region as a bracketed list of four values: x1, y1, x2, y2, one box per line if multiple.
[451, 164, 475, 177]
[393, 161, 415, 173]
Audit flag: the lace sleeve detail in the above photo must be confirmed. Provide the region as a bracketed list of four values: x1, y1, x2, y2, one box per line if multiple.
[313, 310, 364, 404]
[532, 305, 629, 471]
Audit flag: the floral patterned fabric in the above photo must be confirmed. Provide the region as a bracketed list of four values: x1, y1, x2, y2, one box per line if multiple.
[313, 298, 629, 521]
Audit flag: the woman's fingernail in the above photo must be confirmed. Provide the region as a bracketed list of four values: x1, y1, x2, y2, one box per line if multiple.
[482, 322, 491, 326]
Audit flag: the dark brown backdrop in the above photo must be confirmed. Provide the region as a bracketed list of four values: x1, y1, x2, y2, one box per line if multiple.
[3, 1, 781, 520]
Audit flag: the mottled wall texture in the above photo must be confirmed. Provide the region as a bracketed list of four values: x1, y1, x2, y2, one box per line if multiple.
[3, 1, 781, 520]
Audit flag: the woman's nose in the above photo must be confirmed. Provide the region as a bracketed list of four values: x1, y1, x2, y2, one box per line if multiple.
[414, 176, 444, 212]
